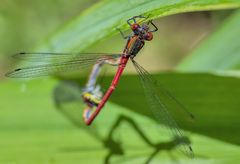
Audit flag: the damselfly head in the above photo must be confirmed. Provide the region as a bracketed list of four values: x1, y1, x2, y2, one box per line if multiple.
[133, 23, 153, 41]
[127, 15, 157, 41]
[141, 24, 149, 31]
[131, 23, 140, 30]
[144, 31, 153, 41]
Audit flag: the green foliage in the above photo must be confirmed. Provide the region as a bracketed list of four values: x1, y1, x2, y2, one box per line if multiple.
[35, 0, 240, 52]
[177, 9, 240, 73]
[1, 78, 240, 163]
[0, 0, 96, 54]
[101, 73, 240, 145]
[2, 0, 240, 163]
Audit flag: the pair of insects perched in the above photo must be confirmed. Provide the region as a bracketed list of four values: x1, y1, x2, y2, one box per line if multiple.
[6, 15, 194, 158]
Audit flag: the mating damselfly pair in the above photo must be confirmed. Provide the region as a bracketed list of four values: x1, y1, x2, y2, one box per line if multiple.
[6, 15, 194, 158]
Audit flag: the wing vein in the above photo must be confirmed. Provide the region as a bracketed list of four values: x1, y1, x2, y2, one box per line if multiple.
[131, 59, 194, 158]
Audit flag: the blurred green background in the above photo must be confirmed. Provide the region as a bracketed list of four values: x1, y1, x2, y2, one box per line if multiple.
[1, 0, 240, 163]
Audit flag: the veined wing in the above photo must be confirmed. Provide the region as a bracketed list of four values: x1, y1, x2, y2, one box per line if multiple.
[6, 52, 121, 78]
[12, 52, 121, 62]
[131, 58, 194, 158]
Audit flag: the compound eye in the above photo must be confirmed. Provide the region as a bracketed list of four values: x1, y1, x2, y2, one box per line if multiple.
[145, 32, 153, 41]
[131, 23, 139, 30]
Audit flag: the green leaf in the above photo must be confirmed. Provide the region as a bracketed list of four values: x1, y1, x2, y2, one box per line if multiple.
[1, 75, 240, 163]
[98, 72, 240, 146]
[3, 1, 240, 163]
[35, 0, 240, 52]
[177, 9, 240, 73]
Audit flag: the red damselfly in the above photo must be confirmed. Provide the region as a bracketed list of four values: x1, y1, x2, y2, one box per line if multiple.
[6, 15, 194, 158]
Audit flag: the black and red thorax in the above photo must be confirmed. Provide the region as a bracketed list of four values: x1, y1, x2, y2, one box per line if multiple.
[123, 22, 153, 58]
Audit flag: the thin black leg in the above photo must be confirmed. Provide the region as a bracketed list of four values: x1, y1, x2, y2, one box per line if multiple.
[116, 28, 129, 39]
[148, 20, 158, 32]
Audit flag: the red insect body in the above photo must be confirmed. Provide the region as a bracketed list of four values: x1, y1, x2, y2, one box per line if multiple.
[85, 55, 129, 125]
[6, 16, 194, 157]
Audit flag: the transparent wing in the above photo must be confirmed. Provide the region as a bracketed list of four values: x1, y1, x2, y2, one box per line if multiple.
[131, 59, 194, 158]
[6, 52, 121, 78]
[12, 52, 121, 62]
